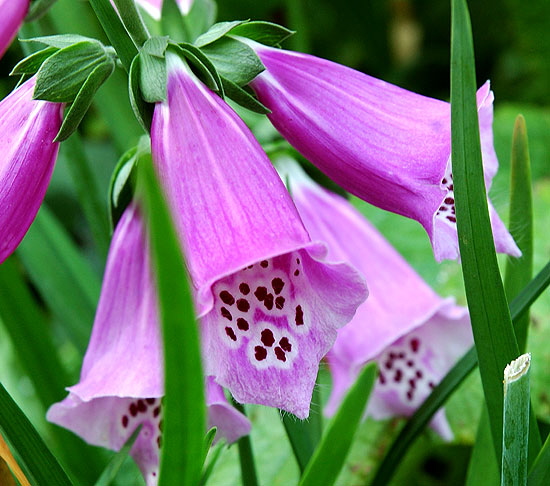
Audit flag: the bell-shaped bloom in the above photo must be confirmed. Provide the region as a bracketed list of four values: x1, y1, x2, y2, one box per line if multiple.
[150, 52, 367, 419]
[0, 77, 62, 264]
[0, 0, 28, 58]
[278, 158, 472, 438]
[245, 40, 520, 262]
[47, 204, 251, 486]
[123, 0, 193, 20]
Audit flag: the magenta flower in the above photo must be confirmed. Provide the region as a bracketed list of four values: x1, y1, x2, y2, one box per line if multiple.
[278, 158, 472, 438]
[150, 52, 367, 419]
[0, 77, 62, 264]
[0, 0, 28, 58]
[122, 0, 193, 20]
[246, 41, 520, 262]
[47, 204, 251, 486]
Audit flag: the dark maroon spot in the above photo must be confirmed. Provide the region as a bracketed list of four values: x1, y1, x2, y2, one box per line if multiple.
[410, 338, 420, 353]
[406, 390, 414, 401]
[449, 184, 454, 191]
[157, 436, 162, 448]
[153, 406, 161, 418]
[416, 370, 423, 379]
[225, 327, 237, 341]
[389, 352, 397, 359]
[279, 337, 292, 352]
[394, 369, 403, 382]
[438, 206, 446, 212]
[158, 420, 163, 432]
[295, 305, 304, 325]
[122, 415, 129, 428]
[146, 398, 155, 405]
[294, 270, 300, 276]
[444, 197, 455, 205]
[236, 298, 250, 312]
[219, 290, 235, 305]
[260, 260, 269, 268]
[429, 381, 435, 389]
[261, 329, 275, 347]
[442, 178, 447, 184]
[221, 307, 232, 321]
[271, 277, 285, 295]
[446, 215, 457, 223]
[153, 472, 157, 477]
[237, 318, 249, 331]
[137, 399, 147, 413]
[264, 293, 274, 310]
[129, 403, 138, 417]
[254, 346, 267, 361]
[275, 296, 285, 310]
[397, 352, 405, 359]
[385, 359, 393, 370]
[379, 372, 386, 384]
[274, 347, 287, 362]
[254, 286, 268, 301]
[407, 360, 414, 367]
[296, 258, 300, 264]
[247, 265, 254, 269]
[409, 379, 416, 389]
[239, 283, 250, 295]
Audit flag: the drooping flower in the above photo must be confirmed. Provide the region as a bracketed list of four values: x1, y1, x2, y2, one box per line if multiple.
[0, 77, 62, 264]
[47, 204, 251, 486]
[130, 0, 193, 20]
[245, 40, 520, 262]
[0, 0, 28, 58]
[150, 52, 367, 419]
[278, 157, 472, 438]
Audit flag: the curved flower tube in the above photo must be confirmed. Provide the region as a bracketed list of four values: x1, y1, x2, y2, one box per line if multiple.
[246, 40, 520, 262]
[47, 204, 251, 486]
[150, 52, 367, 419]
[278, 158, 472, 438]
[130, 0, 193, 20]
[0, 0, 28, 58]
[0, 77, 62, 264]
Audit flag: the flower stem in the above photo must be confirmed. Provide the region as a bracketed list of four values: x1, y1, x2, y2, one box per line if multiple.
[232, 401, 259, 486]
[112, 0, 151, 48]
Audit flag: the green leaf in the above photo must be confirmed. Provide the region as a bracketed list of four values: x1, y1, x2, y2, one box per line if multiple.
[371, 260, 550, 486]
[174, 43, 224, 96]
[299, 363, 377, 486]
[108, 145, 140, 229]
[504, 115, 533, 352]
[138, 156, 206, 486]
[229, 21, 295, 47]
[10, 47, 59, 76]
[16, 206, 101, 354]
[25, 0, 58, 21]
[528, 433, 550, 486]
[199, 440, 225, 486]
[501, 354, 531, 486]
[129, 54, 154, 132]
[195, 20, 247, 47]
[94, 425, 142, 486]
[201, 37, 264, 86]
[0, 383, 73, 486]
[219, 77, 270, 114]
[24, 34, 100, 49]
[161, 0, 191, 42]
[450, 0, 536, 464]
[34, 41, 111, 102]
[183, 0, 217, 42]
[55, 60, 116, 141]
[139, 37, 169, 102]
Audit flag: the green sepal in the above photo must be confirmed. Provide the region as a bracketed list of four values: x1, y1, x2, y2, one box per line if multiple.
[195, 20, 247, 47]
[10, 47, 58, 76]
[229, 21, 295, 47]
[201, 36, 264, 86]
[33, 40, 116, 103]
[25, 0, 58, 22]
[24, 34, 100, 49]
[108, 138, 149, 229]
[129, 54, 154, 132]
[220, 76, 270, 114]
[139, 36, 169, 103]
[173, 43, 224, 96]
[161, 0, 191, 42]
[55, 61, 115, 141]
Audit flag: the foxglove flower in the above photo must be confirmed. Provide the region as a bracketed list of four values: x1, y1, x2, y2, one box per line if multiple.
[151, 52, 367, 419]
[278, 158, 472, 438]
[246, 40, 520, 262]
[0, 0, 28, 58]
[0, 77, 62, 264]
[48, 204, 251, 486]
[130, 0, 193, 20]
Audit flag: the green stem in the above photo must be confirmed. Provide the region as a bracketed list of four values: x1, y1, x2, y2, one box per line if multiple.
[112, 0, 151, 47]
[88, 0, 138, 71]
[232, 402, 259, 486]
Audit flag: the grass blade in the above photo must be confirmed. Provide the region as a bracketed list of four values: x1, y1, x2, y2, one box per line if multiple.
[0, 383, 73, 486]
[139, 155, 206, 486]
[501, 354, 531, 486]
[299, 363, 377, 486]
[528, 433, 550, 486]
